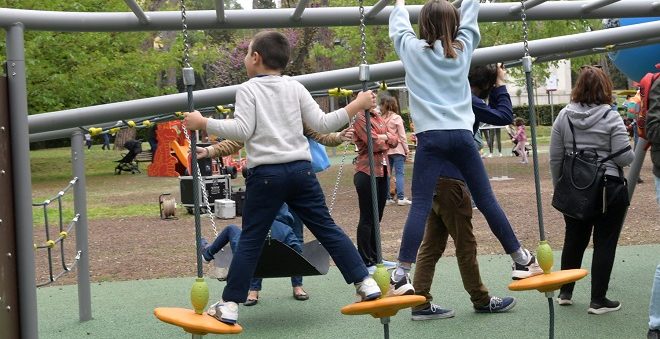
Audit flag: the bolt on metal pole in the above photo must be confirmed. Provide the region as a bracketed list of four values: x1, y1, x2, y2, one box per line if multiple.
[71, 131, 92, 322]
[6, 23, 39, 339]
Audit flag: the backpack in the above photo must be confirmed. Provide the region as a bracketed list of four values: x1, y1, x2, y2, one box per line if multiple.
[636, 64, 660, 140]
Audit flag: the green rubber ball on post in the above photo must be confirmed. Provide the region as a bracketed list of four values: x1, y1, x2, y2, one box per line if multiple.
[372, 264, 390, 297]
[191, 278, 209, 315]
[536, 240, 553, 274]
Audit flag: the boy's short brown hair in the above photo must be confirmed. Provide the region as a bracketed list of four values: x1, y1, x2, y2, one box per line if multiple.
[252, 31, 290, 71]
[571, 66, 613, 106]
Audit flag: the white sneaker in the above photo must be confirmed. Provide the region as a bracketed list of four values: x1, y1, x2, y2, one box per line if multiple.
[367, 265, 376, 275]
[488, 153, 493, 158]
[355, 277, 381, 301]
[397, 198, 412, 206]
[207, 300, 239, 325]
[382, 260, 397, 269]
[386, 199, 396, 206]
[388, 271, 415, 297]
[511, 252, 544, 280]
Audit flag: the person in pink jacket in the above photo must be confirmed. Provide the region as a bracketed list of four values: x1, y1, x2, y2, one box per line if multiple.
[381, 96, 412, 206]
[512, 117, 528, 164]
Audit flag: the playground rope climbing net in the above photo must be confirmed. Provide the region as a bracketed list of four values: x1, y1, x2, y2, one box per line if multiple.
[32, 177, 82, 287]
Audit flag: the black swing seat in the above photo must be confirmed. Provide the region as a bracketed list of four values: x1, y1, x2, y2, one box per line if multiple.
[213, 239, 330, 278]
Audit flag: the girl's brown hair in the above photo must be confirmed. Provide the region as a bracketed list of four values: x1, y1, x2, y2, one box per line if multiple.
[380, 96, 399, 117]
[514, 117, 525, 126]
[419, 0, 463, 58]
[571, 66, 614, 106]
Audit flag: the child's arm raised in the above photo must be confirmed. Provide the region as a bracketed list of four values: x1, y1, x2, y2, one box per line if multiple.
[456, 0, 480, 53]
[299, 86, 375, 134]
[389, 0, 416, 58]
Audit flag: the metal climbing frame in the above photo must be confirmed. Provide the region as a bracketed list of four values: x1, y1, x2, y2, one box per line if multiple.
[2, 1, 659, 338]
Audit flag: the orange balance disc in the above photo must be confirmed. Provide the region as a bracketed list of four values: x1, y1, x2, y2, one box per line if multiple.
[341, 295, 427, 318]
[154, 307, 243, 335]
[508, 269, 588, 293]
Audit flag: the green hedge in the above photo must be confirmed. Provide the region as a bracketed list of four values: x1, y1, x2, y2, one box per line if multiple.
[513, 104, 564, 126]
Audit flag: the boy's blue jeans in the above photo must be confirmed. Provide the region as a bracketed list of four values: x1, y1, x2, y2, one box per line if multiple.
[204, 225, 302, 291]
[222, 160, 368, 303]
[398, 130, 521, 263]
[387, 154, 407, 200]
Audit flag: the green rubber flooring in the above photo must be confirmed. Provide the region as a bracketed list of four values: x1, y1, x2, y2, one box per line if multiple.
[38, 244, 658, 339]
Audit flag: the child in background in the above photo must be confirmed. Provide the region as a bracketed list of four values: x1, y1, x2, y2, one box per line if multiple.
[381, 96, 412, 206]
[512, 118, 528, 164]
[388, 0, 540, 296]
[352, 107, 397, 270]
[185, 30, 379, 325]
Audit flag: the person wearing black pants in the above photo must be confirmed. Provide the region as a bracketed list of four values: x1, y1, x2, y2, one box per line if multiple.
[550, 66, 634, 314]
[354, 170, 388, 267]
[558, 176, 629, 312]
[352, 109, 398, 268]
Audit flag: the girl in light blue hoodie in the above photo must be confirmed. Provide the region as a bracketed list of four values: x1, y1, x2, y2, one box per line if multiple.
[388, 0, 540, 296]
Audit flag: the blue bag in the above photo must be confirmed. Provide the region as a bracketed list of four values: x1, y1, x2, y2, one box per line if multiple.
[308, 137, 330, 173]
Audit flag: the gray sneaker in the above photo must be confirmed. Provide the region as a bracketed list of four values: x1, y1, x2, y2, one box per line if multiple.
[207, 300, 239, 325]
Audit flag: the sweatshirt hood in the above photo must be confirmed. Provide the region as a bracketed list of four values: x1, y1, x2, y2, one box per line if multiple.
[563, 102, 612, 130]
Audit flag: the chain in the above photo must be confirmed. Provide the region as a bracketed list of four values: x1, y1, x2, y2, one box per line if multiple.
[520, 0, 530, 57]
[179, 0, 219, 238]
[327, 114, 359, 215]
[180, 0, 192, 69]
[358, 0, 367, 66]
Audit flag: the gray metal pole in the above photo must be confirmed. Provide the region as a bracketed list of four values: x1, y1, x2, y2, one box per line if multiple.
[1, 1, 659, 32]
[290, 0, 309, 21]
[26, 18, 660, 137]
[6, 23, 38, 339]
[509, 0, 547, 14]
[626, 137, 647, 200]
[123, 0, 151, 24]
[365, 0, 390, 19]
[70, 131, 92, 322]
[582, 0, 620, 13]
[214, 0, 225, 22]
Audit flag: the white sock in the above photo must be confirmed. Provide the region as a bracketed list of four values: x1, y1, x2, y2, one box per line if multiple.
[393, 263, 411, 281]
[511, 248, 531, 265]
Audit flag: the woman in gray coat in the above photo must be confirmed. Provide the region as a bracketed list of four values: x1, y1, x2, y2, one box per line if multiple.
[549, 65, 634, 315]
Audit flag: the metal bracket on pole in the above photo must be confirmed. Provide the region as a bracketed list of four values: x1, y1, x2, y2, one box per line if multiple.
[582, 0, 620, 13]
[214, 0, 226, 23]
[290, 0, 309, 21]
[359, 64, 370, 82]
[182, 67, 195, 86]
[124, 0, 151, 25]
[522, 55, 533, 73]
[365, 0, 390, 19]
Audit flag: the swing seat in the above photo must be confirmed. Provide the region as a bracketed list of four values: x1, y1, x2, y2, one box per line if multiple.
[154, 307, 242, 335]
[214, 239, 330, 278]
[508, 269, 588, 293]
[341, 295, 427, 318]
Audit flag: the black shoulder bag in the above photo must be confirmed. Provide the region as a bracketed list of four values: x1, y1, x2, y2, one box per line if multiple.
[551, 114, 631, 221]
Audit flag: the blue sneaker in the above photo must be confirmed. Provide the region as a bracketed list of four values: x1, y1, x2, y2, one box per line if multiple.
[411, 304, 455, 321]
[474, 296, 517, 313]
[381, 260, 397, 269]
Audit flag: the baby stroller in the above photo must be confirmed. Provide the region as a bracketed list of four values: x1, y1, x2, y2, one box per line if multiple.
[505, 125, 530, 157]
[114, 140, 142, 175]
